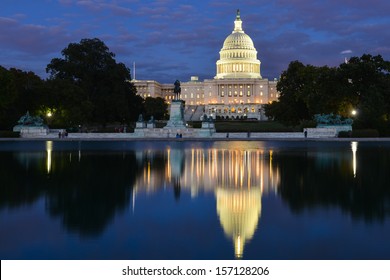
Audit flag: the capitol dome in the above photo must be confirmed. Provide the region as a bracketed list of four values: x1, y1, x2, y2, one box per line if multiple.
[215, 10, 262, 79]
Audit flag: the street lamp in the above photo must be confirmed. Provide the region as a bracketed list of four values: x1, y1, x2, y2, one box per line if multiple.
[351, 109, 357, 116]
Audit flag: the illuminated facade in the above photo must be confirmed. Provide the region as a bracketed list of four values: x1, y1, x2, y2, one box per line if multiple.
[133, 10, 279, 120]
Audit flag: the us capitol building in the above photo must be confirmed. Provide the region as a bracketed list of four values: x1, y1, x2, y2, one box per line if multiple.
[133, 10, 280, 121]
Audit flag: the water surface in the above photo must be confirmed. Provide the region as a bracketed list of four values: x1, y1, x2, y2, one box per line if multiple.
[1, 140, 390, 259]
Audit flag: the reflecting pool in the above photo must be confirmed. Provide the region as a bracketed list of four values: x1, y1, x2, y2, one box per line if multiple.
[1, 140, 390, 259]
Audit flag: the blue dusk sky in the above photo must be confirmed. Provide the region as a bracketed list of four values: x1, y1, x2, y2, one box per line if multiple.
[1, 0, 390, 83]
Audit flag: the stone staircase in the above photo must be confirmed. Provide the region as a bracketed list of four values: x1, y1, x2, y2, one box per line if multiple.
[191, 105, 205, 121]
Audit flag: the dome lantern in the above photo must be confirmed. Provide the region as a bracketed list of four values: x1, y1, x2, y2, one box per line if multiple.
[234, 9, 243, 33]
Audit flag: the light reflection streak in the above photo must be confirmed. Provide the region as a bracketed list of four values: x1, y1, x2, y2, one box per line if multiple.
[46, 141, 53, 174]
[351, 141, 358, 178]
[133, 147, 280, 194]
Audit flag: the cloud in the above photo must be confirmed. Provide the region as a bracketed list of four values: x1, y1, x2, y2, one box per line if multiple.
[1, 0, 390, 82]
[76, 0, 133, 16]
[0, 17, 74, 55]
[340, 50, 353, 55]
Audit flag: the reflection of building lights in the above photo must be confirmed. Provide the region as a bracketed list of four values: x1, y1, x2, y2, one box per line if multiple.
[351, 141, 358, 178]
[236, 236, 242, 258]
[216, 187, 262, 259]
[147, 161, 151, 186]
[166, 148, 171, 182]
[132, 147, 281, 258]
[46, 141, 53, 174]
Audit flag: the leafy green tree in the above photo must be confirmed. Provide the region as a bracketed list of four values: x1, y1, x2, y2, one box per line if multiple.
[265, 55, 390, 134]
[36, 79, 92, 128]
[264, 61, 310, 126]
[0, 66, 45, 129]
[143, 97, 168, 120]
[338, 54, 390, 131]
[46, 38, 142, 126]
[0, 66, 17, 128]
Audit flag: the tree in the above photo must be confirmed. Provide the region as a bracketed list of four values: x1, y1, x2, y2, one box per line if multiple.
[264, 61, 310, 126]
[0, 66, 17, 128]
[338, 54, 390, 131]
[265, 55, 390, 134]
[46, 38, 142, 126]
[0, 66, 45, 129]
[143, 97, 168, 120]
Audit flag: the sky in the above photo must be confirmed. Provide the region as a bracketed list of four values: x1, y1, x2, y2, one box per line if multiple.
[1, 0, 390, 83]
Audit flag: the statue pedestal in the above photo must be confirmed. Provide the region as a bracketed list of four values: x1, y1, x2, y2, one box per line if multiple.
[134, 121, 146, 136]
[20, 126, 49, 137]
[136, 121, 146, 128]
[165, 100, 186, 129]
[147, 122, 156, 129]
[197, 121, 216, 137]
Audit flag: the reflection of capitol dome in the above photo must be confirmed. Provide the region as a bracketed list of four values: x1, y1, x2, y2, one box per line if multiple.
[215, 10, 262, 79]
[216, 187, 262, 259]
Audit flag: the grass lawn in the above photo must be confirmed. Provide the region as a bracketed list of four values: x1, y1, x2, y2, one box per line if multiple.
[188, 121, 297, 132]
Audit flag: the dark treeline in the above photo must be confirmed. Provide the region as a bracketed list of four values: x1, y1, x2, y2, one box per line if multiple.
[0, 38, 167, 130]
[265, 54, 390, 135]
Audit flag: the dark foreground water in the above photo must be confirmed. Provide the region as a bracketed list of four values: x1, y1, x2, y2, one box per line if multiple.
[1, 140, 390, 260]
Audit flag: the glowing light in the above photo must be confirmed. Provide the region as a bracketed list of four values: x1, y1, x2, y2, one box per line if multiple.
[351, 110, 357, 116]
[47, 112, 52, 118]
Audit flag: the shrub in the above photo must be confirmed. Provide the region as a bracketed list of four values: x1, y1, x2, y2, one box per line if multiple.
[339, 129, 379, 138]
[352, 129, 379, 138]
[0, 131, 20, 138]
